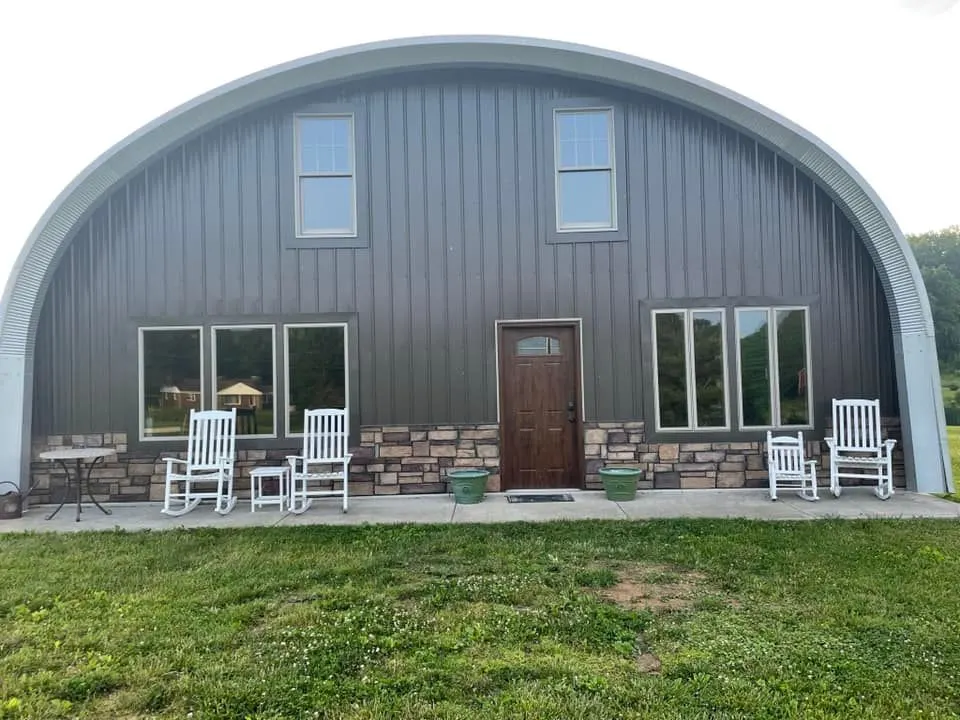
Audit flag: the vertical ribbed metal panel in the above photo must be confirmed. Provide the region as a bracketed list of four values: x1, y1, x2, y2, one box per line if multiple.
[1, 169, 120, 359]
[30, 70, 898, 435]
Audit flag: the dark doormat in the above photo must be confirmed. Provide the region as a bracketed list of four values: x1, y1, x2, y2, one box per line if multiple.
[506, 493, 575, 503]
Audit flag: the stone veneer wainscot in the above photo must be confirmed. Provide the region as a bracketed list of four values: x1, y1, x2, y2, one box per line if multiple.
[29, 418, 905, 504]
[583, 420, 906, 490]
[29, 425, 501, 505]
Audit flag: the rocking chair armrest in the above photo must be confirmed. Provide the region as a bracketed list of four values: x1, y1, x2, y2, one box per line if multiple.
[824, 438, 836, 449]
[162, 457, 188, 465]
[883, 439, 898, 451]
[286, 455, 304, 470]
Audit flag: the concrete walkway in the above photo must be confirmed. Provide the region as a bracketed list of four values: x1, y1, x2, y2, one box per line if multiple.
[2, 488, 959, 534]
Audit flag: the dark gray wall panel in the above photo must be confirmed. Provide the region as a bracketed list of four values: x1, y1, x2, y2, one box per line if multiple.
[31, 68, 899, 438]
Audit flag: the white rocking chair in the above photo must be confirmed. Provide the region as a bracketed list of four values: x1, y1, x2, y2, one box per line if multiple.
[161, 408, 237, 516]
[826, 398, 896, 500]
[766, 431, 819, 502]
[288, 408, 352, 514]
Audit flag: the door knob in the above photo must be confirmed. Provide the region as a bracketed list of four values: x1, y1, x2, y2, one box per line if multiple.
[567, 400, 576, 423]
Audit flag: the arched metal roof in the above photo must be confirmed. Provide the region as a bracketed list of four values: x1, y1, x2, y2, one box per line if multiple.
[0, 34, 951, 493]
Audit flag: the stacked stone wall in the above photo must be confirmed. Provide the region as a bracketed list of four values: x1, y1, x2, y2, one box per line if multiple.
[583, 419, 906, 490]
[28, 417, 907, 504]
[28, 425, 501, 505]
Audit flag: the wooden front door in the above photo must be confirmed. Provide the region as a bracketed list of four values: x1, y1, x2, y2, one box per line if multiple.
[499, 324, 582, 490]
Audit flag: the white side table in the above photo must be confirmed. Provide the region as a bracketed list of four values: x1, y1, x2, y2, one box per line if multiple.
[250, 466, 289, 512]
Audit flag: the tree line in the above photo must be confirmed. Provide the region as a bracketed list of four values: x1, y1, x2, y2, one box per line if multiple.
[908, 225, 960, 372]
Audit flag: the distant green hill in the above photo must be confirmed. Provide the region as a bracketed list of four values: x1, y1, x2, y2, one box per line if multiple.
[908, 225, 960, 423]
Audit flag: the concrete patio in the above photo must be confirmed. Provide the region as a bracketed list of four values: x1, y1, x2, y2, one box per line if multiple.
[2, 487, 959, 534]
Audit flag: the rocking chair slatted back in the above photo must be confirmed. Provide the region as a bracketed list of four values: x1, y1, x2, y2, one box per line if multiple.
[832, 398, 882, 453]
[302, 408, 349, 462]
[187, 409, 237, 469]
[768, 433, 805, 474]
[766, 430, 818, 501]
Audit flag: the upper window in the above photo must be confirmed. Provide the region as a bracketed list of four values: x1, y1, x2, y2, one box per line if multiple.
[139, 327, 203, 440]
[295, 114, 357, 237]
[285, 324, 348, 435]
[554, 109, 616, 231]
[652, 309, 729, 431]
[736, 307, 812, 428]
[212, 326, 277, 438]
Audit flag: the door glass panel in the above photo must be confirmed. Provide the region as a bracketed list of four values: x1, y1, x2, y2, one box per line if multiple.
[516, 336, 562, 356]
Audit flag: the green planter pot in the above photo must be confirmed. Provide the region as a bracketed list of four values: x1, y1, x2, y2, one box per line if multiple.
[449, 469, 489, 504]
[599, 467, 642, 501]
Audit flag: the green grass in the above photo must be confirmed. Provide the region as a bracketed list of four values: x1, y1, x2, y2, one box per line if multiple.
[939, 426, 960, 503]
[3, 521, 960, 718]
[943, 372, 960, 407]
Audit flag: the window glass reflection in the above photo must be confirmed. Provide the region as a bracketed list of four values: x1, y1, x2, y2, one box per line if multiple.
[214, 327, 275, 436]
[287, 326, 347, 433]
[141, 328, 202, 438]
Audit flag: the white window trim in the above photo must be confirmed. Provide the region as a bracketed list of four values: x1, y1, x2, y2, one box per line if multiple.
[735, 306, 814, 430]
[211, 324, 278, 439]
[138, 325, 204, 442]
[294, 113, 358, 238]
[553, 107, 617, 233]
[283, 322, 350, 438]
[651, 308, 730, 432]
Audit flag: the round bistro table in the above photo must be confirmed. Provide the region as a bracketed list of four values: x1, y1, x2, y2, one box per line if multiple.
[38, 448, 118, 522]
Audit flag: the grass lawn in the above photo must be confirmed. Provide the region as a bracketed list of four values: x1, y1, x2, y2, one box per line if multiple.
[2, 522, 960, 718]
[942, 372, 960, 407]
[942, 426, 960, 503]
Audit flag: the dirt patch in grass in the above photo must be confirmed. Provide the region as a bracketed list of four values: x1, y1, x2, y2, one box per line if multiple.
[597, 563, 716, 612]
[635, 651, 662, 674]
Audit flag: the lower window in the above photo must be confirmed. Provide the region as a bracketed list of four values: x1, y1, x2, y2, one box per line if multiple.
[212, 326, 277, 437]
[736, 307, 812, 428]
[138, 321, 351, 442]
[652, 309, 729, 431]
[285, 324, 348, 434]
[139, 327, 203, 439]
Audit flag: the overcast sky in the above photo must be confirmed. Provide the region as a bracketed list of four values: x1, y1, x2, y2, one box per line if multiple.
[1, 0, 957, 293]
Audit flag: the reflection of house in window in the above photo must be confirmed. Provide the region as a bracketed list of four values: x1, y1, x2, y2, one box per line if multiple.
[212, 325, 277, 437]
[216, 379, 273, 410]
[215, 376, 275, 437]
[159, 381, 201, 409]
[139, 326, 203, 439]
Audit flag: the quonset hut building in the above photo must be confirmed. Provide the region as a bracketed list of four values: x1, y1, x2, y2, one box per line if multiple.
[0, 36, 951, 503]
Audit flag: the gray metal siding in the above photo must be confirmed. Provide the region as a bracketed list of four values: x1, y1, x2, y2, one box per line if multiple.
[30, 69, 897, 438]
